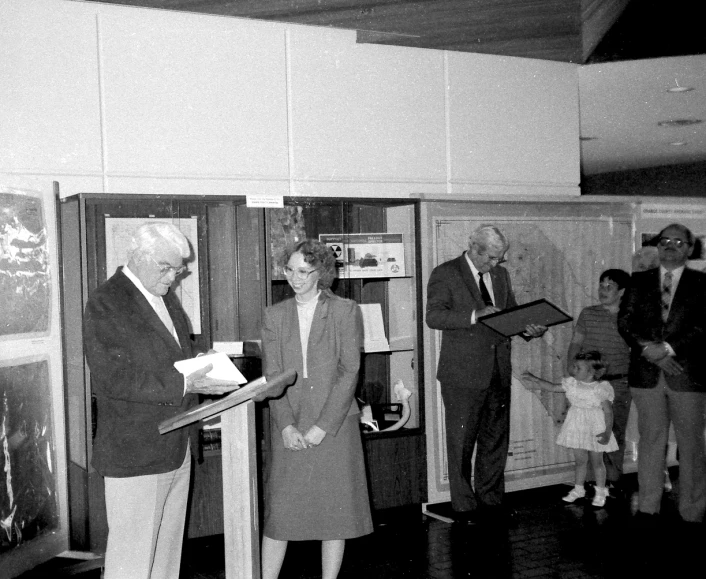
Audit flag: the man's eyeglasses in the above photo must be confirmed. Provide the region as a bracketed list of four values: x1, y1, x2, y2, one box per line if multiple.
[151, 257, 187, 276]
[483, 255, 507, 265]
[283, 266, 319, 280]
[658, 237, 689, 248]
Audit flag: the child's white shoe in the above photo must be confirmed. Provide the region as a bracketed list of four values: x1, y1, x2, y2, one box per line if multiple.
[562, 486, 586, 503]
[592, 486, 608, 508]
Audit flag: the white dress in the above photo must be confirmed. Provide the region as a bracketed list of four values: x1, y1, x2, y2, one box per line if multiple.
[556, 377, 619, 452]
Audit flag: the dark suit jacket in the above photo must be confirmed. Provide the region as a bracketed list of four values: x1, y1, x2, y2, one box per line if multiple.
[618, 267, 706, 392]
[83, 267, 200, 477]
[426, 253, 518, 389]
[262, 290, 362, 437]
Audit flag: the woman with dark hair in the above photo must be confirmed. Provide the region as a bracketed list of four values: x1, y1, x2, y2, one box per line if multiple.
[260, 239, 373, 579]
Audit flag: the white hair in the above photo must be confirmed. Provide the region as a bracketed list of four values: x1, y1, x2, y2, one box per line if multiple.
[129, 222, 190, 260]
[469, 224, 508, 253]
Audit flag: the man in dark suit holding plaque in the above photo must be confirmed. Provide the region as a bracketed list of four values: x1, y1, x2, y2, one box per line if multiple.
[426, 224, 546, 524]
[83, 222, 238, 579]
[618, 223, 706, 527]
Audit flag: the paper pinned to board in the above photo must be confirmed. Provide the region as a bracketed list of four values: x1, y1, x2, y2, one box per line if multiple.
[174, 352, 247, 384]
[358, 303, 390, 352]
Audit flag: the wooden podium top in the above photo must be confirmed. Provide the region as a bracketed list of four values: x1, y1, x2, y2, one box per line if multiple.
[159, 369, 296, 434]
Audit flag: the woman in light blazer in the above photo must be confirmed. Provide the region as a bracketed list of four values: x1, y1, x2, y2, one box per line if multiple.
[261, 239, 373, 579]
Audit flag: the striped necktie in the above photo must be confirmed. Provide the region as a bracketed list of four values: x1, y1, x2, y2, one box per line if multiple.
[152, 295, 180, 344]
[661, 271, 673, 322]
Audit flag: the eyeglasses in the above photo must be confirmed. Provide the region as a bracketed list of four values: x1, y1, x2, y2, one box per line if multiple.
[483, 255, 507, 265]
[658, 237, 689, 248]
[283, 265, 319, 280]
[151, 257, 186, 276]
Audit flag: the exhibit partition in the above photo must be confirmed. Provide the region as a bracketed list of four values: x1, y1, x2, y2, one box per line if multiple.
[0, 185, 69, 577]
[420, 196, 706, 509]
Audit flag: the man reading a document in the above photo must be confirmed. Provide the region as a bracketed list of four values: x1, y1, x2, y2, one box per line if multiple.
[83, 222, 238, 579]
[426, 224, 545, 525]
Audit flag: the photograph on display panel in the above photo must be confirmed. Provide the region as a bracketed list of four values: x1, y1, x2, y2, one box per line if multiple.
[0, 357, 59, 555]
[0, 192, 50, 339]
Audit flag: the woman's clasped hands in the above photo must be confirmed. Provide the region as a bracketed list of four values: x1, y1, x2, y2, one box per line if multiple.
[282, 424, 326, 451]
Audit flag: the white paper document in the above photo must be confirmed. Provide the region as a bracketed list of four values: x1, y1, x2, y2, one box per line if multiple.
[358, 303, 390, 352]
[212, 341, 244, 356]
[174, 352, 247, 384]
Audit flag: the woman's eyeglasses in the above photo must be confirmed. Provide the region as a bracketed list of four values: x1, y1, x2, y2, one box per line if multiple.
[283, 266, 319, 279]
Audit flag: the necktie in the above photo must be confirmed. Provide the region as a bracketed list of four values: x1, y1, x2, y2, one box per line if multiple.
[661, 271, 672, 322]
[478, 272, 494, 307]
[152, 296, 179, 344]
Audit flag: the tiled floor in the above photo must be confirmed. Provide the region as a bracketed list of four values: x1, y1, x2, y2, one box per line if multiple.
[20, 469, 704, 578]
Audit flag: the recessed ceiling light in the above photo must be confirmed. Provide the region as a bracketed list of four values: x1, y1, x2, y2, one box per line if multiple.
[657, 119, 703, 127]
[668, 141, 688, 146]
[667, 86, 694, 93]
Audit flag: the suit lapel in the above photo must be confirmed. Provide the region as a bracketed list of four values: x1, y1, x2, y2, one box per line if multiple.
[116, 269, 184, 356]
[488, 267, 506, 308]
[284, 299, 304, 372]
[164, 291, 193, 355]
[667, 267, 693, 325]
[457, 254, 484, 305]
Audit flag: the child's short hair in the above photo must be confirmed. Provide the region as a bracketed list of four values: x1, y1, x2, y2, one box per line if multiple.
[576, 350, 606, 378]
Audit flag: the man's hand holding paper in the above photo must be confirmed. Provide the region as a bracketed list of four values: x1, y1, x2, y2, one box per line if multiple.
[176, 352, 246, 396]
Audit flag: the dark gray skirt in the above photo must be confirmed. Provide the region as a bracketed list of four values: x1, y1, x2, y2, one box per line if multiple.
[263, 414, 373, 541]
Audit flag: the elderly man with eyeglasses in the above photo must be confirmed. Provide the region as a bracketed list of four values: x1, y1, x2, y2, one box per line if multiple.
[83, 222, 239, 579]
[426, 224, 546, 526]
[619, 223, 706, 534]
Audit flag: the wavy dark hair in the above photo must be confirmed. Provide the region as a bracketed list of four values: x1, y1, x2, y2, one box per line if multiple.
[280, 239, 337, 290]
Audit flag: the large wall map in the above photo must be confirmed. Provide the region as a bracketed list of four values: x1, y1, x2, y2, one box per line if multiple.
[428, 205, 633, 491]
[0, 193, 50, 338]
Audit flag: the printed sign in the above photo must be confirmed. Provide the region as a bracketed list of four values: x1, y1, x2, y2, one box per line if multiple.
[319, 233, 406, 278]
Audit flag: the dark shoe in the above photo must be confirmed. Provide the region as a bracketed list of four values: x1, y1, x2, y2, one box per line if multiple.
[478, 504, 516, 527]
[632, 510, 660, 531]
[451, 509, 479, 525]
[606, 481, 625, 501]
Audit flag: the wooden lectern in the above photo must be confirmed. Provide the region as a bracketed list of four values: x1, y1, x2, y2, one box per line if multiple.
[159, 370, 296, 579]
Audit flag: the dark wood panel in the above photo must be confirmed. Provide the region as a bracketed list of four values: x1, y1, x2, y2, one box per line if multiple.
[364, 432, 427, 509]
[187, 454, 224, 538]
[85, 0, 628, 63]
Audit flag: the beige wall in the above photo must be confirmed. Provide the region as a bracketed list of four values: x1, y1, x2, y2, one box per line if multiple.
[1, 0, 580, 200]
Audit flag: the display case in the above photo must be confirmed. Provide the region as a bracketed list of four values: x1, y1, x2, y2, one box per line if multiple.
[265, 198, 426, 510]
[59, 193, 426, 549]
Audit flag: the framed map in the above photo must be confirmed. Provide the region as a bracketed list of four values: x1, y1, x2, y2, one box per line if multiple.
[421, 200, 634, 506]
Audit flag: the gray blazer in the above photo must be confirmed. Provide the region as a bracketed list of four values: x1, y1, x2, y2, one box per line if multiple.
[262, 290, 363, 437]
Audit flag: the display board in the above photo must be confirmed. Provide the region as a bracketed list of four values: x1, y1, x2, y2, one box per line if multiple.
[421, 200, 635, 505]
[0, 186, 68, 578]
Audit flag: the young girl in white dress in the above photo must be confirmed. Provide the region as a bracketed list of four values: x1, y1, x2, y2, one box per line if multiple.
[521, 351, 618, 507]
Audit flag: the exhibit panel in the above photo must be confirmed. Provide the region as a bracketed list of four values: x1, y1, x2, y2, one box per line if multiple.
[420, 199, 635, 506]
[0, 186, 69, 578]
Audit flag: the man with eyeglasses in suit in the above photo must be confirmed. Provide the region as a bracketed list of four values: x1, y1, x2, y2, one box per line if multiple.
[426, 224, 546, 525]
[619, 223, 706, 532]
[83, 222, 239, 579]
